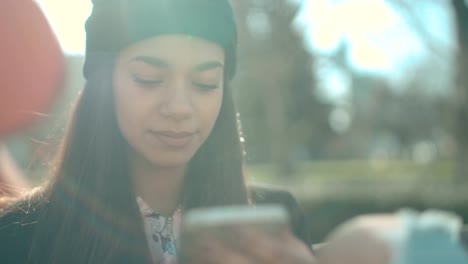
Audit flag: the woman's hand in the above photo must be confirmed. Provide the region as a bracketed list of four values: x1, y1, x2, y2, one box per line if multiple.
[183, 226, 317, 264]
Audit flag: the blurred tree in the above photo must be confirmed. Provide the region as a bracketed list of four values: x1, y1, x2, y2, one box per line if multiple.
[316, 1, 457, 165]
[231, 0, 327, 176]
[452, 0, 468, 181]
[325, 40, 455, 163]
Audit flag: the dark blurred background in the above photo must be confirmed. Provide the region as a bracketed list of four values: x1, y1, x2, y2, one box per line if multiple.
[6, 0, 468, 242]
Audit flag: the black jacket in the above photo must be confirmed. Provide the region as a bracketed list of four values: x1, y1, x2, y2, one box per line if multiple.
[0, 197, 40, 264]
[0, 186, 311, 263]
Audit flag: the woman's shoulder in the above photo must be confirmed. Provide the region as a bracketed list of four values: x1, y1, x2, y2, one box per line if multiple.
[0, 197, 44, 260]
[0, 197, 44, 226]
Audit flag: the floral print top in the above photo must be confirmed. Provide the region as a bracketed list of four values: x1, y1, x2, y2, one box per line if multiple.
[137, 197, 182, 264]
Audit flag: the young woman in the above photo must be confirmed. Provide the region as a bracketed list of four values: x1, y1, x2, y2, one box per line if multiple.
[0, 0, 315, 263]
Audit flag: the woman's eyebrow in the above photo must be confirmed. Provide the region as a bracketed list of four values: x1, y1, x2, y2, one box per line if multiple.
[130, 56, 169, 68]
[193, 61, 224, 72]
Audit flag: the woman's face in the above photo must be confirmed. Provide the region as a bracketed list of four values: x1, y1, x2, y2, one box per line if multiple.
[113, 35, 224, 169]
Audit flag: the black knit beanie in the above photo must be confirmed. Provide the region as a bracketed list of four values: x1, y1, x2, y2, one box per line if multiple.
[83, 0, 237, 81]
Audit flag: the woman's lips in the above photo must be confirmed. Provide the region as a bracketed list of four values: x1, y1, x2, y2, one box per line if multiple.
[147, 130, 196, 148]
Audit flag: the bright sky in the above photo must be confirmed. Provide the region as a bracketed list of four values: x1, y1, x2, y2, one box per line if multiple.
[295, 0, 427, 73]
[38, 0, 408, 59]
[36, 0, 92, 55]
[293, 0, 455, 99]
[36, 0, 454, 77]
[37, 0, 431, 62]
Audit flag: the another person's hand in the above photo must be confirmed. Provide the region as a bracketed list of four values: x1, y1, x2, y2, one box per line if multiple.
[317, 214, 396, 264]
[317, 211, 468, 264]
[183, 226, 317, 264]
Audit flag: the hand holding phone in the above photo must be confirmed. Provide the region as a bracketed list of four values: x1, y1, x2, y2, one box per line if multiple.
[178, 205, 316, 264]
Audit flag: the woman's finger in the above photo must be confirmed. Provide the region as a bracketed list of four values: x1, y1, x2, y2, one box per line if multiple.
[225, 226, 317, 264]
[282, 231, 318, 263]
[185, 234, 254, 264]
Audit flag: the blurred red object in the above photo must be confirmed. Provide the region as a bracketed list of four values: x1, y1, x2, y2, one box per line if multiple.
[0, 0, 63, 137]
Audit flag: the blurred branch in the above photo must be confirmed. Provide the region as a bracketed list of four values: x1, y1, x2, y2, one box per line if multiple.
[451, 0, 468, 181]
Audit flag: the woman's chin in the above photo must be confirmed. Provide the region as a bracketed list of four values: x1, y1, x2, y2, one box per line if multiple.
[146, 155, 193, 169]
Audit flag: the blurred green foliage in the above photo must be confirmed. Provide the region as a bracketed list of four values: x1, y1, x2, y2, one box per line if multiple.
[247, 160, 468, 242]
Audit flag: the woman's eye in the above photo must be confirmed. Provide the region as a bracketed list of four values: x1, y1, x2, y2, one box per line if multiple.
[193, 82, 219, 91]
[132, 75, 163, 88]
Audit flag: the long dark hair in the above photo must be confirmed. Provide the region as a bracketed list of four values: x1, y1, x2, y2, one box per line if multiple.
[20, 40, 248, 262]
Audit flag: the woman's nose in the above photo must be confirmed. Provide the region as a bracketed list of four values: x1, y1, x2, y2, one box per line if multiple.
[159, 80, 193, 121]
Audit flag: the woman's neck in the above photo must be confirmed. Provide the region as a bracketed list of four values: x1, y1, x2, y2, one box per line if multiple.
[131, 157, 186, 217]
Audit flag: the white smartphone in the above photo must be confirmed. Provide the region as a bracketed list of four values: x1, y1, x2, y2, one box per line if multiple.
[178, 204, 290, 262]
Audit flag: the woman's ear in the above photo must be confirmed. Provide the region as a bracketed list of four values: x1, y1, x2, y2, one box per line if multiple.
[0, 0, 63, 137]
